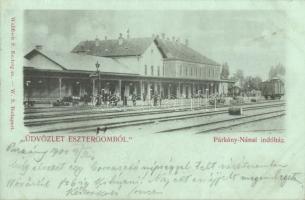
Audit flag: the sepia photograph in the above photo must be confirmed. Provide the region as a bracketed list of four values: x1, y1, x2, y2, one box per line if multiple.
[1, 1, 305, 199]
[23, 10, 286, 135]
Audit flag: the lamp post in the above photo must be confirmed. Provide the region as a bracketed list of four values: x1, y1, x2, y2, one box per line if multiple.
[198, 89, 201, 107]
[26, 80, 31, 107]
[168, 84, 171, 100]
[206, 88, 209, 110]
[96, 61, 101, 106]
[211, 83, 214, 95]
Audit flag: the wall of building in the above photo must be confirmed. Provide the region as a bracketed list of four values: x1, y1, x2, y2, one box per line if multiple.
[218, 82, 229, 95]
[163, 60, 221, 80]
[114, 42, 163, 77]
[140, 42, 164, 76]
[24, 78, 60, 100]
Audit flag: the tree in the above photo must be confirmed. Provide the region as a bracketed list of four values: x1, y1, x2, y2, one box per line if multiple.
[269, 63, 285, 79]
[243, 76, 262, 91]
[231, 69, 244, 88]
[221, 62, 230, 79]
[252, 76, 262, 90]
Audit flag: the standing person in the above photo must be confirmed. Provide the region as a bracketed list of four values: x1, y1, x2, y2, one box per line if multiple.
[109, 94, 115, 106]
[123, 96, 128, 106]
[132, 93, 137, 106]
[159, 94, 162, 106]
[153, 93, 158, 106]
[105, 93, 110, 106]
[114, 94, 119, 106]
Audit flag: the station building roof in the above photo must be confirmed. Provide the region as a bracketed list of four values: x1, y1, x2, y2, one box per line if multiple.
[72, 37, 220, 66]
[24, 48, 139, 75]
[71, 37, 154, 57]
[154, 38, 220, 66]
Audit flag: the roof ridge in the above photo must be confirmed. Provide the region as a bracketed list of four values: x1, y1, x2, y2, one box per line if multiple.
[71, 37, 154, 57]
[71, 36, 220, 66]
[155, 38, 220, 66]
[81, 37, 153, 43]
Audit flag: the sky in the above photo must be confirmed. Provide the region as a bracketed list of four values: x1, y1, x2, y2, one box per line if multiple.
[24, 10, 287, 80]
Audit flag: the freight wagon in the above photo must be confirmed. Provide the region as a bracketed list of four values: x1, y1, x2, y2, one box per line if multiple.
[260, 77, 284, 99]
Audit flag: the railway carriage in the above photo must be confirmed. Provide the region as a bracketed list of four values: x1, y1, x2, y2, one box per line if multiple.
[260, 77, 284, 99]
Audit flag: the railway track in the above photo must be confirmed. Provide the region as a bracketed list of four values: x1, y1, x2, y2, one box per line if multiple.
[157, 110, 285, 134]
[25, 100, 285, 126]
[24, 99, 284, 117]
[29, 102, 285, 133]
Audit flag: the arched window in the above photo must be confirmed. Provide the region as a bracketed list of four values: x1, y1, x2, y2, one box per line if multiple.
[157, 66, 160, 76]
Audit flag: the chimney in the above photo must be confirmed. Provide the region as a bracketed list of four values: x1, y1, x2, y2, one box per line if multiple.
[172, 36, 175, 42]
[126, 29, 130, 39]
[156, 34, 160, 39]
[152, 33, 155, 38]
[161, 33, 165, 39]
[95, 37, 100, 46]
[35, 45, 43, 50]
[118, 33, 124, 45]
[104, 36, 108, 40]
[185, 39, 189, 46]
[176, 38, 180, 44]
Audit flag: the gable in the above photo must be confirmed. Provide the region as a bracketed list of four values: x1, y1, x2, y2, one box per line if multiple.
[141, 42, 163, 66]
[24, 53, 64, 71]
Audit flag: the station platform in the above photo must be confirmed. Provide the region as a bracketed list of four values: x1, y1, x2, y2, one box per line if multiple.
[24, 96, 263, 113]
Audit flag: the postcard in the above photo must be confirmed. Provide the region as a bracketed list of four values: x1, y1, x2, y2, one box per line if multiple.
[0, 0, 304, 199]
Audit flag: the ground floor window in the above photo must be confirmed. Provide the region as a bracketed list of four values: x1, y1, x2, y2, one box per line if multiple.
[144, 65, 147, 75]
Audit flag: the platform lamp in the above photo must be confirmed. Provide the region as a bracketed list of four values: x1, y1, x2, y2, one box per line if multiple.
[96, 61, 101, 106]
[205, 88, 209, 109]
[26, 80, 31, 107]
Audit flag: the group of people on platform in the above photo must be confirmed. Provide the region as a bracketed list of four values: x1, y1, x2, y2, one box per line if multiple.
[26, 91, 227, 107]
[88, 92, 223, 107]
[92, 92, 163, 107]
[50, 92, 222, 106]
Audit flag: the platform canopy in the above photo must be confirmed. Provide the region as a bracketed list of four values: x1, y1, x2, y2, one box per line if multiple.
[24, 48, 139, 75]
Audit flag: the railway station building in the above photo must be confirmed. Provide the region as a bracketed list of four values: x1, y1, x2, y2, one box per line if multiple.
[24, 34, 232, 104]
